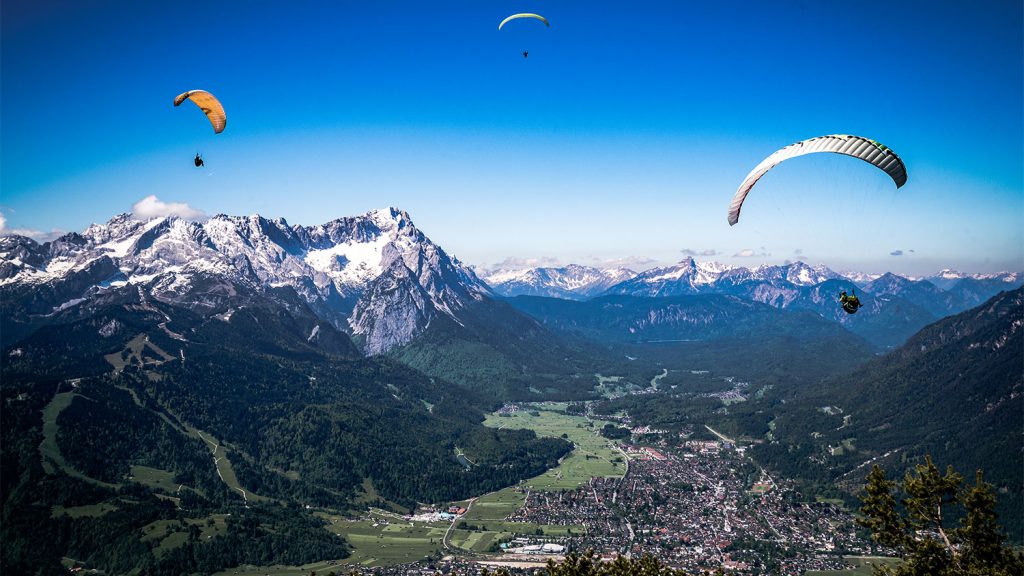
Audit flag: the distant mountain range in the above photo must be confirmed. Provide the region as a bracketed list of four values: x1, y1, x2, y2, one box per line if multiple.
[485, 257, 1019, 305]
[507, 293, 866, 346]
[486, 258, 1021, 349]
[480, 264, 635, 299]
[2, 209, 1018, 364]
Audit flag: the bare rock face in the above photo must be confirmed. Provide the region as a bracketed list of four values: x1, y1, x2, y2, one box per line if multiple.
[1, 207, 490, 355]
[350, 259, 434, 355]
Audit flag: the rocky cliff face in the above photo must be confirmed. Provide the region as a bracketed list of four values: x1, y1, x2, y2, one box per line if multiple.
[0, 207, 491, 355]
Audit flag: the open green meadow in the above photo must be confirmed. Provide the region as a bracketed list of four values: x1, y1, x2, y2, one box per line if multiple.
[131, 465, 182, 494]
[482, 405, 626, 492]
[318, 511, 448, 567]
[462, 489, 527, 524]
[140, 514, 232, 558]
[51, 502, 119, 519]
[439, 404, 620, 554]
[104, 333, 175, 372]
[218, 404, 622, 570]
[806, 556, 902, 575]
[39, 389, 120, 489]
[214, 510, 446, 574]
[215, 559, 350, 576]
[178, 422, 269, 504]
[40, 390, 76, 475]
[461, 404, 625, 530]
[448, 521, 585, 554]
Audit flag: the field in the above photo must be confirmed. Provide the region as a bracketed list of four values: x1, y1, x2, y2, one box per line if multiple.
[141, 514, 232, 558]
[176, 420, 269, 504]
[215, 559, 350, 576]
[319, 510, 448, 567]
[482, 405, 626, 492]
[441, 404, 624, 553]
[51, 503, 119, 519]
[218, 404, 624, 571]
[131, 465, 182, 494]
[594, 373, 643, 397]
[447, 521, 585, 554]
[460, 489, 526, 525]
[39, 388, 120, 489]
[39, 390, 76, 475]
[104, 333, 175, 372]
[806, 556, 902, 575]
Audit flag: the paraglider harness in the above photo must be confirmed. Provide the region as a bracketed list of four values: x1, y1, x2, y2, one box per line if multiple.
[194, 153, 204, 168]
[839, 289, 862, 315]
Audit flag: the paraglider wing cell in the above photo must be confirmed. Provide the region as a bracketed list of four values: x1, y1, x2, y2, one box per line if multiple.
[174, 90, 226, 134]
[727, 135, 907, 225]
[498, 13, 550, 30]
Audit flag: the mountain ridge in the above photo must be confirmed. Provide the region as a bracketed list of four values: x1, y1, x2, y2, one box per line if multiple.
[1, 208, 492, 357]
[481, 264, 636, 300]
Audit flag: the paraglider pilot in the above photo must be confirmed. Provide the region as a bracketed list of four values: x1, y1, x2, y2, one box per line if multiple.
[194, 153, 204, 168]
[839, 290, 862, 314]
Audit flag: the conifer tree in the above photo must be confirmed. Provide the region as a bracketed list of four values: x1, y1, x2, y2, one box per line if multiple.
[858, 457, 1024, 576]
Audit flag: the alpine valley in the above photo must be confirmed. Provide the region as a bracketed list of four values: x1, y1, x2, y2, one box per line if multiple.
[1, 208, 1021, 575]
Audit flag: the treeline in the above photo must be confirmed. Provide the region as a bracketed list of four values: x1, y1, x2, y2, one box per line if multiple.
[1, 388, 347, 576]
[134, 346, 571, 508]
[1, 312, 573, 573]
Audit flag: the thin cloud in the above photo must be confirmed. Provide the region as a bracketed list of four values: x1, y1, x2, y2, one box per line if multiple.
[680, 248, 719, 257]
[4, 229, 64, 242]
[484, 256, 562, 273]
[131, 195, 206, 220]
[591, 255, 658, 271]
[0, 213, 65, 242]
[733, 248, 771, 258]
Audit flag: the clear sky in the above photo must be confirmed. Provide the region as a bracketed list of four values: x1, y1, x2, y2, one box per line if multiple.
[2, 0, 1021, 275]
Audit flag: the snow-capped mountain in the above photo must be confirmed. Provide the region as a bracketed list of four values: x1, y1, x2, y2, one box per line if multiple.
[600, 258, 843, 299]
[863, 272, 945, 299]
[482, 264, 636, 300]
[0, 208, 491, 355]
[591, 259, 1024, 348]
[839, 270, 883, 287]
[925, 269, 1022, 291]
[601, 257, 736, 297]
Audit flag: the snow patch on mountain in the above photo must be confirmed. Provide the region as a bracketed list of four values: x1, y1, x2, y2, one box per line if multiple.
[304, 233, 390, 287]
[603, 258, 736, 297]
[482, 264, 636, 300]
[0, 207, 489, 356]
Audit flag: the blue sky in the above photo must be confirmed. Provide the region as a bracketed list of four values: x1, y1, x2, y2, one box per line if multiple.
[2, 0, 1021, 275]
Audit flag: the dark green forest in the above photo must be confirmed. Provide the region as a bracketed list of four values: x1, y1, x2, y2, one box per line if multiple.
[0, 293, 572, 574]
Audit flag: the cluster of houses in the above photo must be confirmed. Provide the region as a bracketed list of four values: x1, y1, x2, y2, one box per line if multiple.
[627, 425, 668, 436]
[491, 441, 878, 574]
[621, 445, 668, 461]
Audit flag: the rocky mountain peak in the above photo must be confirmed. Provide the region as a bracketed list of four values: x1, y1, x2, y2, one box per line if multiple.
[481, 263, 638, 300]
[0, 207, 487, 356]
